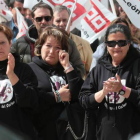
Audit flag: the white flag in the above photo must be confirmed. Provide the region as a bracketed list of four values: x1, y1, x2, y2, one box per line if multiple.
[15, 8, 28, 38]
[24, 0, 92, 30]
[81, 0, 116, 44]
[0, 0, 13, 21]
[116, 0, 140, 29]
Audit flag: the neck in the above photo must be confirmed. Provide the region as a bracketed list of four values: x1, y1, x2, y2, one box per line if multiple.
[112, 59, 122, 67]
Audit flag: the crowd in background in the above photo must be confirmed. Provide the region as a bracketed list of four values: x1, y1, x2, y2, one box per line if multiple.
[0, 0, 140, 140]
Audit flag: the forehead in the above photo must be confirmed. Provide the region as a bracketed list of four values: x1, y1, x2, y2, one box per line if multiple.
[0, 32, 8, 40]
[14, 1, 23, 7]
[45, 35, 60, 42]
[54, 10, 69, 19]
[34, 8, 51, 17]
[108, 32, 126, 40]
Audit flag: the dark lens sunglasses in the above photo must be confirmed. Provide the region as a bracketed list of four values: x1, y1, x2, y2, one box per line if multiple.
[105, 40, 130, 47]
[35, 16, 52, 22]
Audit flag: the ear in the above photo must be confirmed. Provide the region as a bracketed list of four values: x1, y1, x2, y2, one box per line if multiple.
[10, 40, 12, 46]
[32, 18, 34, 24]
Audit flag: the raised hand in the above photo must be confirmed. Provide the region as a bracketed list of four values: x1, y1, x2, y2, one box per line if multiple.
[103, 74, 122, 93]
[6, 53, 19, 85]
[6, 53, 15, 76]
[59, 50, 70, 69]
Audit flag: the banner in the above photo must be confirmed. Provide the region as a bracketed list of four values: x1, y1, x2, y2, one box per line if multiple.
[24, 0, 92, 30]
[116, 0, 140, 29]
[15, 8, 28, 38]
[81, 0, 116, 44]
[0, 0, 13, 21]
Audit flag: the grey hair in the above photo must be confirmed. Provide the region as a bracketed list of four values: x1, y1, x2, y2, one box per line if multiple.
[53, 5, 71, 16]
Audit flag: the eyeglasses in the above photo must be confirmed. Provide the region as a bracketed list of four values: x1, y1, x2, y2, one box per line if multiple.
[105, 40, 130, 47]
[34, 16, 52, 22]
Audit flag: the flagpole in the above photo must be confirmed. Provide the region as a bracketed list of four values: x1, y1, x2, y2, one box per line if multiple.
[109, 0, 117, 17]
[65, 0, 78, 32]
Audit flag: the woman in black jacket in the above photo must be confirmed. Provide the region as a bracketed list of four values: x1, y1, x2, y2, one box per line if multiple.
[0, 24, 38, 139]
[29, 26, 84, 140]
[79, 24, 140, 140]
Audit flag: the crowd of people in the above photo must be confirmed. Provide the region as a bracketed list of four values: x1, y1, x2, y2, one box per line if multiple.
[0, 0, 140, 140]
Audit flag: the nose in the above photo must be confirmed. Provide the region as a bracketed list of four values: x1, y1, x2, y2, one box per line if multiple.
[114, 43, 120, 48]
[49, 47, 55, 53]
[59, 21, 65, 28]
[41, 18, 47, 24]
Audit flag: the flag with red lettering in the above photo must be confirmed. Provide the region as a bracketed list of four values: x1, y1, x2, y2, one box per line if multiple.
[116, 0, 140, 29]
[81, 0, 116, 43]
[24, 0, 92, 30]
[15, 8, 28, 38]
[0, 0, 13, 21]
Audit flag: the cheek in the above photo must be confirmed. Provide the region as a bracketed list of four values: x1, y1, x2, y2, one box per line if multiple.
[41, 48, 47, 58]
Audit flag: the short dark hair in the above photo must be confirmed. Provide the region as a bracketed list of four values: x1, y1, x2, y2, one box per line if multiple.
[31, 2, 53, 18]
[105, 24, 132, 42]
[34, 26, 69, 56]
[8, 0, 24, 8]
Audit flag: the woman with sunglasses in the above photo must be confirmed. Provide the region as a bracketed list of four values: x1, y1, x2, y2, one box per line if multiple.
[79, 24, 140, 140]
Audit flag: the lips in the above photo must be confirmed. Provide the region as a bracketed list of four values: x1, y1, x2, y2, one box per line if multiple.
[48, 56, 54, 59]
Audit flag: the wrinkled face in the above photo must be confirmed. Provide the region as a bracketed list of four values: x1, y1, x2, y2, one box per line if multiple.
[107, 32, 130, 62]
[14, 1, 26, 16]
[33, 8, 53, 35]
[0, 32, 11, 61]
[53, 10, 71, 32]
[41, 36, 62, 66]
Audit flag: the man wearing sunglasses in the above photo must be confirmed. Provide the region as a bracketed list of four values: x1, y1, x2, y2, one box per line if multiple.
[11, 1, 85, 77]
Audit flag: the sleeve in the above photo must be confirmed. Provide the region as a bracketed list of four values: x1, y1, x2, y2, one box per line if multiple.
[11, 41, 18, 54]
[66, 68, 84, 102]
[127, 74, 140, 108]
[68, 39, 86, 78]
[83, 42, 93, 74]
[79, 68, 99, 110]
[13, 63, 38, 112]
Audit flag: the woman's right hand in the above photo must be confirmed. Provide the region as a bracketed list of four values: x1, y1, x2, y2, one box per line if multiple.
[58, 84, 71, 102]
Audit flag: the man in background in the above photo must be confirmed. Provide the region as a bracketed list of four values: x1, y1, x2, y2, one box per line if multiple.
[53, 5, 93, 78]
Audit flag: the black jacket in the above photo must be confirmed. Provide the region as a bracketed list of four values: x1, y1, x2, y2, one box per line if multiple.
[79, 46, 140, 140]
[0, 53, 38, 140]
[29, 56, 83, 140]
[11, 25, 85, 77]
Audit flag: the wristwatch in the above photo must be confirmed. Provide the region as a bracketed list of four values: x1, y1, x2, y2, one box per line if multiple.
[119, 86, 126, 95]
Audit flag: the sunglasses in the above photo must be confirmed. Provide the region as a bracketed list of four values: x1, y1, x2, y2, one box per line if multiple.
[35, 16, 52, 22]
[105, 40, 130, 47]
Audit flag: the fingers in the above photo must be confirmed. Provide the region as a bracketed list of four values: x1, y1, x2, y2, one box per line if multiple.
[116, 73, 121, 82]
[8, 53, 14, 65]
[59, 50, 66, 57]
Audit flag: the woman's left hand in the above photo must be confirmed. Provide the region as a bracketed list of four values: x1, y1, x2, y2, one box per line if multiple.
[6, 53, 15, 77]
[59, 50, 70, 69]
[103, 74, 123, 92]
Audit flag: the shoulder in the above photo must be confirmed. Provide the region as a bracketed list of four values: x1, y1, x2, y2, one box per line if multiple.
[70, 33, 90, 46]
